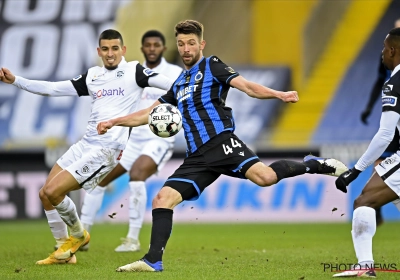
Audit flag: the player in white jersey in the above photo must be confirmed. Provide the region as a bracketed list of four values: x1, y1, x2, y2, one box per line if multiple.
[0, 29, 173, 265]
[333, 27, 400, 278]
[79, 30, 182, 253]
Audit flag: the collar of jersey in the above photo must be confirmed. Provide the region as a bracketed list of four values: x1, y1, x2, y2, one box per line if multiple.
[391, 63, 400, 77]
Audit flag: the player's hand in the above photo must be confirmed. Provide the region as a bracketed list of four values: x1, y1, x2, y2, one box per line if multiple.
[335, 167, 361, 193]
[361, 108, 371, 125]
[97, 120, 114, 134]
[0, 67, 16, 84]
[281, 91, 299, 103]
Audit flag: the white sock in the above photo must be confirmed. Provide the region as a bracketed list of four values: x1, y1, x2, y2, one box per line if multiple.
[352, 206, 376, 267]
[80, 186, 106, 233]
[45, 209, 68, 247]
[54, 196, 84, 238]
[127, 181, 146, 241]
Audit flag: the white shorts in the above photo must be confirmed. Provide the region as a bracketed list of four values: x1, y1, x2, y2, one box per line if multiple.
[119, 138, 173, 173]
[57, 141, 122, 192]
[375, 152, 400, 198]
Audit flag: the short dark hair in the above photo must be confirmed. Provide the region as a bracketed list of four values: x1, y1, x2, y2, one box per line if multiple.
[98, 29, 123, 46]
[389, 27, 400, 37]
[141, 30, 165, 45]
[175, 19, 203, 40]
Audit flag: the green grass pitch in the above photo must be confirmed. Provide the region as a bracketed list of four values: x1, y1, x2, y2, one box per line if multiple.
[1, 220, 400, 279]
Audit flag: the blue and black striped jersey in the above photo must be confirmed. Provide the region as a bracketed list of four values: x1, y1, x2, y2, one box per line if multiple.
[159, 55, 239, 155]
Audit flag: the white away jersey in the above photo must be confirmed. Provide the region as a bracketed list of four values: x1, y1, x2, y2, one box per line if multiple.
[129, 57, 182, 142]
[71, 57, 158, 150]
[355, 64, 400, 171]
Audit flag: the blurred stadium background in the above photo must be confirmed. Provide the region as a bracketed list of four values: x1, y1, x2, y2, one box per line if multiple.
[1, 0, 400, 223]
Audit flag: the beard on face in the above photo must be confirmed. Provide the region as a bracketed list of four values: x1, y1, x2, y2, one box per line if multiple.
[181, 52, 200, 68]
[145, 53, 163, 66]
[105, 65, 118, 70]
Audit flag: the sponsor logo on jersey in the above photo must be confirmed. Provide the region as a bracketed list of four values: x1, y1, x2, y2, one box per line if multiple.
[116, 70, 124, 78]
[73, 75, 82, 81]
[91, 73, 105, 82]
[213, 57, 219, 62]
[225, 67, 236, 74]
[93, 87, 125, 99]
[141, 92, 162, 100]
[382, 96, 397, 107]
[176, 85, 198, 103]
[383, 84, 393, 94]
[143, 68, 155, 76]
[177, 72, 191, 85]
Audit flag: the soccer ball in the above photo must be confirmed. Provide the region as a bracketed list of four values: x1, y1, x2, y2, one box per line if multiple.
[148, 104, 182, 138]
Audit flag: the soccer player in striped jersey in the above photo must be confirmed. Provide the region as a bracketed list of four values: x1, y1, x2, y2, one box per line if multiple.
[97, 20, 348, 272]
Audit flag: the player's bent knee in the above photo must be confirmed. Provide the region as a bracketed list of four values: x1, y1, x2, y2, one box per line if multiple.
[255, 176, 276, 187]
[43, 185, 56, 201]
[249, 172, 276, 187]
[246, 164, 277, 187]
[39, 187, 47, 201]
[152, 187, 182, 209]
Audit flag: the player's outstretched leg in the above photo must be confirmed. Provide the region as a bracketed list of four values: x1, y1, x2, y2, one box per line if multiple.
[36, 253, 77, 265]
[269, 155, 349, 184]
[303, 155, 348, 176]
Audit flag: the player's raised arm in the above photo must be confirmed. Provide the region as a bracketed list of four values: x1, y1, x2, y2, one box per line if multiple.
[97, 100, 161, 134]
[230, 75, 299, 103]
[0, 67, 79, 97]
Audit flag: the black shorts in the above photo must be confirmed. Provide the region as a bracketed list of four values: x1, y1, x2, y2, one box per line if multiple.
[164, 132, 260, 201]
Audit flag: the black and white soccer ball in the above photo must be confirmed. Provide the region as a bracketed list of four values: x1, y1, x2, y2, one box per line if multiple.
[148, 104, 182, 138]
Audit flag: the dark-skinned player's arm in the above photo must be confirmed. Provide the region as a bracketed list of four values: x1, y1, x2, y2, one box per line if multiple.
[97, 101, 161, 135]
[336, 110, 399, 193]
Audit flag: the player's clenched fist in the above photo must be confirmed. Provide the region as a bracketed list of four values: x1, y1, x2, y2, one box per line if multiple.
[97, 120, 114, 135]
[0, 67, 16, 84]
[282, 91, 299, 103]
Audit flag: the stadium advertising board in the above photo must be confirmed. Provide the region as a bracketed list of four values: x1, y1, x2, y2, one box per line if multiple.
[1, 156, 350, 222]
[93, 159, 348, 223]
